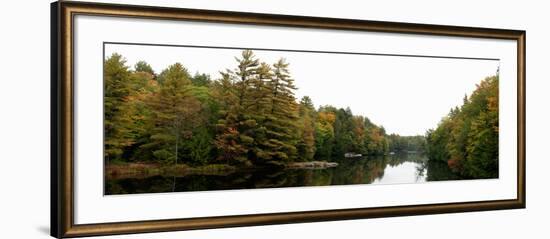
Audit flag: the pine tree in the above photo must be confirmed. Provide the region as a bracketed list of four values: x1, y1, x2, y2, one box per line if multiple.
[297, 96, 316, 160]
[119, 70, 158, 162]
[258, 58, 299, 164]
[333, 107, 355, 157]
[213, 72, 249, 165]
[104, 53, 134, 161]
[134, 60, 155, 76]
[243, 62, 275, 162]
[191, 72, 212, 87]
[247, 62, 273, 115]
[184, 126, 213, 165]
[146, 63, 202, 165]
[213, 50, 260, 166]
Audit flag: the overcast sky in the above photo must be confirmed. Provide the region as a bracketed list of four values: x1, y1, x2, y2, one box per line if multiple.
[105, 43, 499, 136]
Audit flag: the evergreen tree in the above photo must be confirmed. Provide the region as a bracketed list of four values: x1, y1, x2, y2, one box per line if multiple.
[244, 62, 274, 162]
[247, 62, 273, 114]
[297, 96, 316, 161]
[213, 50, 260, 166]
[146, 63, 202, 165]
[184, 126, 213, 165]
[213, 72, 249, 165]
[134, 60, 155, 76]
[122, 70, 158, 161]
[191, 72, 212, 87]
[332, 107, 355, 157]
[258, 58, 299, 164]
[104, 53, 134, 161]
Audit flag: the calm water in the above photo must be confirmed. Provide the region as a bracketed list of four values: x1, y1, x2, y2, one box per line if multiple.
[105, 153, 462, 195]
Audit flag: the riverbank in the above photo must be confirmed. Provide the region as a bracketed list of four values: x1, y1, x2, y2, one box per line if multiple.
[285, 161, 338, 169]
[106, 160, 340, 180]
[105, 163, 238, 180]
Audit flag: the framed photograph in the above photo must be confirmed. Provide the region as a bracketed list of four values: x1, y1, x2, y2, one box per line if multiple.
[51, 1, 526, 238]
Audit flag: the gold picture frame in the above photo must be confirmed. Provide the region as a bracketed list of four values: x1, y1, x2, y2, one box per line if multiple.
[51, 1, 526, 237]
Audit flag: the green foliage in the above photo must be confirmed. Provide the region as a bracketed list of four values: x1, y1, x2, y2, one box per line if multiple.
[156, 62, 191, 85]
[134, 60, 155, 76]
[258, 58, 300, 164]
[426, 75, 499, 178]
[313, 106, 389, 159]
[104, 53, 134, 160]
[104, 50, 413, 170]
[145, 63, 203, 165]
[332, 107, 355, 157]
[213, 52, 302, 166]
[183, 127, 213, 165]
[363, 118, 389, 156]
[296, 96, 316, 161]
[314, 110, 336, 160]
[191, 73, 212, 87]
[213, 50, 260, 166]
[388, 134, 426, 153]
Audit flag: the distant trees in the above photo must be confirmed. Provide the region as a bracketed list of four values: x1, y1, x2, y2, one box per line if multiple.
[426, 75, 499, 178]
[104, 50, 394, 167]
[387, 135, 426, 153]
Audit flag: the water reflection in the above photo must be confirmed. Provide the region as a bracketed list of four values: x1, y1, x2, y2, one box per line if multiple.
[106, 153, 462, 195]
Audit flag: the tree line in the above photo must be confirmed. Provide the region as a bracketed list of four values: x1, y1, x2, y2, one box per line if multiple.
[104, 50, 394, 168]
[426, 74, 499, 178]
[387, 135, 426, 153]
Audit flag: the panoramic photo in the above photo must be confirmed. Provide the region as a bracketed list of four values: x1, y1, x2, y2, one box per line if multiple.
[103, 43, 499, 195]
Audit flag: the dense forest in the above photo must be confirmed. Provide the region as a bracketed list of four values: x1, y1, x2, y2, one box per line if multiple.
[426, 74, 499, 178]
[104, 50, 410, 170]
[387, 135, 426, 153]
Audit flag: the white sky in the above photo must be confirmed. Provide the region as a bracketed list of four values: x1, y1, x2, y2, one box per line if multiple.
[105, 43, 499, 136]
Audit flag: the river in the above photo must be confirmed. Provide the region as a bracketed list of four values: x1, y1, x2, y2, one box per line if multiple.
[105, 153, 462, 195]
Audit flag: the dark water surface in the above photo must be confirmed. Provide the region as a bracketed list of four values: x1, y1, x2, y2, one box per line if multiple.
[105, 153, 462, 195]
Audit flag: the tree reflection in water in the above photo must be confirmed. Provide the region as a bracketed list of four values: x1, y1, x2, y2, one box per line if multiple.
[106, 153, 463, 195]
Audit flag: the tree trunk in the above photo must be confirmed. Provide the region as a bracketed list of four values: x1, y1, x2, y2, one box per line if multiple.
[175, 128, 179, 165]
[174, 117, 179, 166]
